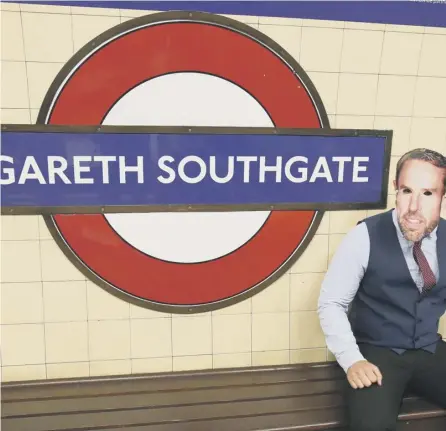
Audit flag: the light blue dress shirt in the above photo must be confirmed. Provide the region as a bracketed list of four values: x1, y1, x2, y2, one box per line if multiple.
[317, 209, 440, 373]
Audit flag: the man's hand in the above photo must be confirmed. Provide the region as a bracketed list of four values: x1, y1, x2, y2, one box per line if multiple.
[347, 360, 383, 389]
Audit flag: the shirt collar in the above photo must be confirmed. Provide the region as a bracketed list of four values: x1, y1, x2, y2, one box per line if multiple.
[392, 208, 437, 243]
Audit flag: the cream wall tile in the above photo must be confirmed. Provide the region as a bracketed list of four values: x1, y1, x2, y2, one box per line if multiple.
[43, 281, 87, 322]
[290, 273, 325, 311]
[388, 156, 400, 194]
[72, 14, 120, 52]
[20, 3, 71, 13]
[300, 27, 343, 72]
[90, 360, 131, 376]
[380, 32, 423, 75]
[329, 210, 367, 234]
[345, 22, 385, 31]
[424, 26, 446, 35]
[328, 233, 346, 262]
[1, 282, 43, 324]
[38, 217, 53, 240]
[173, 311, 211, 318]
[1, 215, 39, 240]
[130, 304, 169, 319]
[22, 12, 73, 62]
[1, 108, 30, 123]
[47, 362, 89, 379]
[252, 312, 289, 351]
[410, 118, 446, 154]
[340, 29, 384, 74]
[131, 318, 172, 358]
[30, 108, 40, 123]
[290, 311, 326, 349]
[290, 235, 329, 273]
[307, 72, 338, 115]
[251, 273, 289, 313]
[89, 320, 131, 361]
[120, 9, 157, 18]
[40, 240, 85, 281]
[45, 321, 89, 363]
[413, 77, 446, 118]
[385, 24, 424, 34]
[374, 116, 411, 156]
[213, 352, 251, 369]
[328, 115, 336, 128]
[2, 365, 46, 381]
[27, 62, 65, 109]
[87, 281, 129, 320]
[418, 35, 446, 78]
[438, 314, 445, 338]
[1, 11, 25, 61]
[336, 115, 375, 129]
[337, 74, 378, 116]
[222, 14, 259, 25]
[172, 315, 212, 356]
[1, 2, 19, 11]
[302, 19, 344, 29]
[252, 350, 289, 366]
[173, 355, 212, 371]
[376, 76, 417, 117]
[71, 6, 120, 16]
[212, 297, 251, 315]
[1, 61, 29, 108]
[290, 348, 326, 364]
[315, 213, 330, 235]
[1, 323, 45, 365]
[258, 24, 301, 61]
[327, 350, 337, 362]
[212, 314, 251, 354]
[1, 241, 41, 283]
[258, 17, 300, 26]
[132, 357, 172, 374]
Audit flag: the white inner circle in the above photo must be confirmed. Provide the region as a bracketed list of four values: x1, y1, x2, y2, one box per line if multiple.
[103, 73, 273, 263]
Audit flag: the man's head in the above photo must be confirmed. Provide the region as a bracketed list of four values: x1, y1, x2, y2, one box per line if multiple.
[393, 148, 446, 242]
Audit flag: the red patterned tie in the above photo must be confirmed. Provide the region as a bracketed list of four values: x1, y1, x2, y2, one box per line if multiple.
[413, 241, 436, 293]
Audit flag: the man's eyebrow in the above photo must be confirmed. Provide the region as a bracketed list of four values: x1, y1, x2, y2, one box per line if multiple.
[398, 185, 439, 192]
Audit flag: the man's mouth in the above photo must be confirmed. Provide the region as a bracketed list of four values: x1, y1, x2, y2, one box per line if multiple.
[404, 217, 424, 228]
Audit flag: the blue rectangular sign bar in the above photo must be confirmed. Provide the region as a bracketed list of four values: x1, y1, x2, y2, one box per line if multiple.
[9, 1, 446, 29]
[0, 125, 392, 214]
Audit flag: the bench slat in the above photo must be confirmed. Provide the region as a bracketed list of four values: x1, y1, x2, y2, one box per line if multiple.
[99, 415, 446, 431]
[2, 393, 444, 431]
[1, 405, 346, 431]
[2, 380, 343, 417]
[2, 363, 444, 431]
[1, 393, 345, 430]
[3, 403, 444, 431]
[1, 364, 343, 401]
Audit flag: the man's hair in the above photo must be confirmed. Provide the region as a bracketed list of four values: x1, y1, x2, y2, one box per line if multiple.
[395, 148, 446, 193]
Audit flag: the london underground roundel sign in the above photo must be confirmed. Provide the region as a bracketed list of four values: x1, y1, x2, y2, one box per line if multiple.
[39, 11, 328, 313]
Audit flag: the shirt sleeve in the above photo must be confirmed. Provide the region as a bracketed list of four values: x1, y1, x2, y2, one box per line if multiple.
[317, 221, 370, 373]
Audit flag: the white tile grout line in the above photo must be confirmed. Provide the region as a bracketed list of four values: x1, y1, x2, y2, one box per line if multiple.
[407, 32, 427, 153]
[16, 5, 50, 378]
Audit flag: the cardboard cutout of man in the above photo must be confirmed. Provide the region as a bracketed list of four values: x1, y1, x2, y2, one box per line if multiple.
[318, 148, 446, 431]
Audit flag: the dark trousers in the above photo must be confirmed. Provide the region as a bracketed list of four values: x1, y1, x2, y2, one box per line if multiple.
[347, 340, 446, 431]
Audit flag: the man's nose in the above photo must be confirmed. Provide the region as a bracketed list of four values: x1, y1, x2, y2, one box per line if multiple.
[409, 194, 420, 212]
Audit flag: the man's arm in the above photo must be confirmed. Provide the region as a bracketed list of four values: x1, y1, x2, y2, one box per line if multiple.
[317, 222, 369, 373]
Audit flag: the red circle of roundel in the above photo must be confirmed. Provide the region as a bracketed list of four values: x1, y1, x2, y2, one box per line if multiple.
[42, 13, 326, 311]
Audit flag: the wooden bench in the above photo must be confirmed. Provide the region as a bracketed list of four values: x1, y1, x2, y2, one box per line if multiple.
[1, 362, 445, 430]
